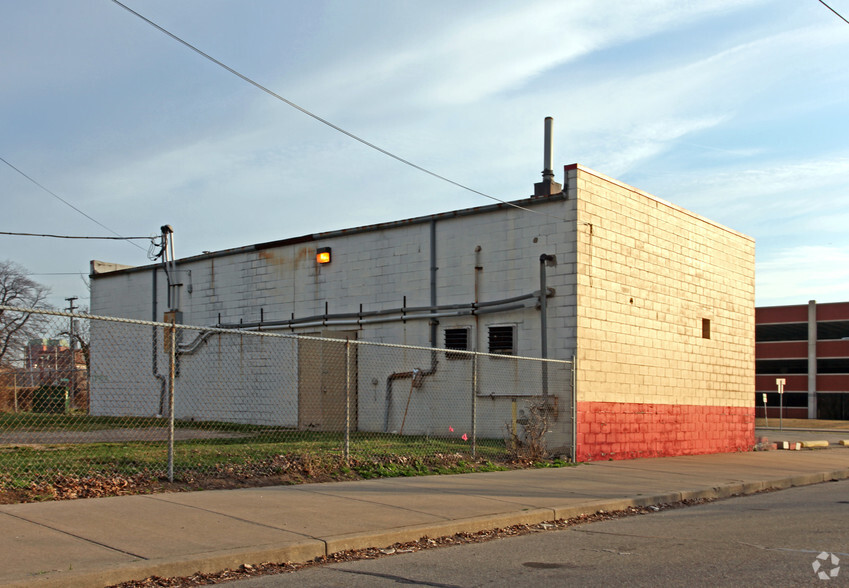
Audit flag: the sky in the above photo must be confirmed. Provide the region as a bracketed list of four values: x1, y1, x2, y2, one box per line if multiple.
[2, 0, 849, 311]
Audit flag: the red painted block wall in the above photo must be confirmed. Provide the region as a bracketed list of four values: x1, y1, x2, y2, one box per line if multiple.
[576, 401, 755, 461]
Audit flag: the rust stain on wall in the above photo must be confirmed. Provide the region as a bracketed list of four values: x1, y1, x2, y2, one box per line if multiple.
[295, 246, 310, 265]
[257, 246, 312, 277]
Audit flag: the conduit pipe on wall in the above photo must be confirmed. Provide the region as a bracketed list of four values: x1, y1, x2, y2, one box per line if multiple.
[222, 302, 534, 333]
[177, 330, 215, 355]
[181, 288, 551, 362]
[152, 269, 168, 416]
[215, 291, 547, 330]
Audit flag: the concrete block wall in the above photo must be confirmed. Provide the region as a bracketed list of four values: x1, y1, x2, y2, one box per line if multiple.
[172, 333, 300, 427]
[88, 321, 300, 426]
[570, 164, 755, 460]
[89, 194, 578, 440]
[88, 319, 164, 417]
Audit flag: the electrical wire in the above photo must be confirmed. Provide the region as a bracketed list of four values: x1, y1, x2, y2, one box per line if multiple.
[819, 0, 849, 25]
[27, 272, 89, 276]
[0, 231, 151, 240]
[109, 0, 569, 223]
[0, 155, 148, 252]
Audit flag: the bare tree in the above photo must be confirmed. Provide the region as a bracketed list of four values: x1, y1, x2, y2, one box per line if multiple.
[0, 261, 51, 367]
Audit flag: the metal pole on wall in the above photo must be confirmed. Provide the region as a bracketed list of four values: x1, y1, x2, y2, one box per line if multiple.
[345, 339, 352, 463]
[471, 353, 477, 459]
[167, 321, 176, 482]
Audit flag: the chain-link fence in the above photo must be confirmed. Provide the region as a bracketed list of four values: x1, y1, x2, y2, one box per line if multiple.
[0, 305, 574, 492]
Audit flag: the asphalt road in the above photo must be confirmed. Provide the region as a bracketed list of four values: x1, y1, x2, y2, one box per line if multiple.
[229, 479, 849, 587]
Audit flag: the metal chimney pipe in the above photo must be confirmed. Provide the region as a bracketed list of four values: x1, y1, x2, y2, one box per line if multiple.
[534, 116, 562, 196]
[543, 116, 554, 181]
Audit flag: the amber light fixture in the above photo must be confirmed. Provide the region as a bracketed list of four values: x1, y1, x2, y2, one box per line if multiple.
[316, 247, 331, 264]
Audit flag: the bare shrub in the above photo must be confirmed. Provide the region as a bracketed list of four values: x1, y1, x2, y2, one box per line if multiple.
[506, 396, 551, 461]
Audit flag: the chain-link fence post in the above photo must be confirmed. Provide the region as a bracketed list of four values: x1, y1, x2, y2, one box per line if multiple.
[571, 354, 577, 463]
[471, 353, 477, 459]
[345, 338, 352, 463]
[167, 321, 176, 482]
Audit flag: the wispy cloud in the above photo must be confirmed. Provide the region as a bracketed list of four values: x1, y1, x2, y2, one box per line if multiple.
[757, 245, 849, 305]
[653, 156, 849, 223]
[295, 0, 766, 115]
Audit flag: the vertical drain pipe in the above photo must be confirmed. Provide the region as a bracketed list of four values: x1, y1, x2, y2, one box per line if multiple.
[429, 219, 438, 349]
[473, 245, 482, 452]
[539, 254, 554, 397]
[474, 246, 482, 350]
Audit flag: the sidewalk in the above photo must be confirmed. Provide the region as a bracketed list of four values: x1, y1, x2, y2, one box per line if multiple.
[2, 443, 848, 588]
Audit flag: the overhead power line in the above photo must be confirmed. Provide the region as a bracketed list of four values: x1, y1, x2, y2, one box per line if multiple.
[0, 155, 147, 252]
[109, 0, 568, 222]
[0, 231, 150, 240]
[819, 0, 849, 25]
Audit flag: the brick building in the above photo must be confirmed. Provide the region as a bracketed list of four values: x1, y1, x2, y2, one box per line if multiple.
[90, 163, 756, 461]
[755, 301, 849, 420]
[24, 339, 84, 387]
[0, 339, 88, 412]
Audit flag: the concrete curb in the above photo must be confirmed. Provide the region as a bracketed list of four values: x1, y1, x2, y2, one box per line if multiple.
[323, 508, 555, 555]
[9, 467, 849, 588]
[4, 541, 327, 588]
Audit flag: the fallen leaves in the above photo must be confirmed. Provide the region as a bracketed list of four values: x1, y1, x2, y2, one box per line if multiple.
[29, 473, 150, 500]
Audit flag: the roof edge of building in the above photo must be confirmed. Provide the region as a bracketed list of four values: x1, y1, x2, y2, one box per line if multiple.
[90, 184, 572, 279]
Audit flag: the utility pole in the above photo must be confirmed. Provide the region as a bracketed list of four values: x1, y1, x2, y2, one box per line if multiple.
[66, 296, 78, 411]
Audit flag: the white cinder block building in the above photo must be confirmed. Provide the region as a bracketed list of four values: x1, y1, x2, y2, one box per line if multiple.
[90, 163, 755, 461]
